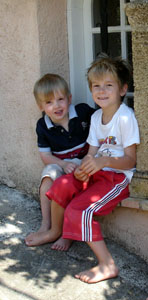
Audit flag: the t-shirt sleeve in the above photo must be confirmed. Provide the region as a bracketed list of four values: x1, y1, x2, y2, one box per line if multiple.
[36, 120, 51, 152]
[87, 113, 100, 147]
[120, 109, 140, 148]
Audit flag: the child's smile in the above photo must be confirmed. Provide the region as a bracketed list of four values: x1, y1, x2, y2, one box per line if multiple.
[54, 109, 64, 116]
[40, 91, 71, 126]
[91, 73, 126, 111]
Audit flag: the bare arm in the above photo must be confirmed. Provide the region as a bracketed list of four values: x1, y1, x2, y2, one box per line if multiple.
[103, 144, 136, 170]
[79, 144, 137, 176]
[40, 151, 64, 166]
[40, 152, 78, 174]
[87, 145, 98, 157]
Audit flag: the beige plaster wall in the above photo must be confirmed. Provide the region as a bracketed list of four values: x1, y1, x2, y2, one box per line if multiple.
[0, 0, 69, 196]
[100, 207, 148, 262]
[36, 0, 69, 79]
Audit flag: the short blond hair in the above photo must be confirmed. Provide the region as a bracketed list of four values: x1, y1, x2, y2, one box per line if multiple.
[34, 74, 71, 106]
[87, 54, 131, 91]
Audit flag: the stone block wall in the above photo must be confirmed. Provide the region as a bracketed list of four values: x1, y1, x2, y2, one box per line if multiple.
[125, 2, 148, 199]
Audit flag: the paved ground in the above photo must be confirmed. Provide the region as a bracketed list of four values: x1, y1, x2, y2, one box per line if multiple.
[0, 184, 148, 300]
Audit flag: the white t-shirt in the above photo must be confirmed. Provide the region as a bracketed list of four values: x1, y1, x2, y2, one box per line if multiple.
[87, 103, 140, 182]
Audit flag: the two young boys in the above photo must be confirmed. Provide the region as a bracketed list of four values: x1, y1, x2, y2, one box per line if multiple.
[26, 55, 140, 284]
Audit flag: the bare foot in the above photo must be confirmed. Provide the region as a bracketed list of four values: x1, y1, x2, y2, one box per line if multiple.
[75, 263, 119, 284]
[51, 237, 73, 251]
[37, 221, 50, 233]
[25, 220, 50, 246]
[25, 229, 60, 247]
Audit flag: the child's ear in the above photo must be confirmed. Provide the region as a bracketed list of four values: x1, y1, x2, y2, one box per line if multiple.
[120, 84, 128, 97]
[38, 104, 44, 112]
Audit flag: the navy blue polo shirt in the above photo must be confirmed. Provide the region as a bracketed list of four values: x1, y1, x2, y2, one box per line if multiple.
[36, 103, 95, 160]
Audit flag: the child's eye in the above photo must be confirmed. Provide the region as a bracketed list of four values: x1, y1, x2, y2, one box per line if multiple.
[93, 84, 99, 88]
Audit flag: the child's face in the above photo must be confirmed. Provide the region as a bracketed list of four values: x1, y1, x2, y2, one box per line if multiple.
[91, 72, 127, 111]
[39, 90, 71, 125]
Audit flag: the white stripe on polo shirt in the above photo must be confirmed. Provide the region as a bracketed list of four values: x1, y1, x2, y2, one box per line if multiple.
[53, 142, 86, 155]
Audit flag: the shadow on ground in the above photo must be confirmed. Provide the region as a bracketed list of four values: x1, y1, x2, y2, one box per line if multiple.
[0, 184, 148, 300]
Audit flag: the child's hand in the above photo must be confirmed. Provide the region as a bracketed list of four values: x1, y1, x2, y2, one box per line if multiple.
[80, 154, 104, 176]
[63, 161, 77, 174]
[74, 166, 89, 182]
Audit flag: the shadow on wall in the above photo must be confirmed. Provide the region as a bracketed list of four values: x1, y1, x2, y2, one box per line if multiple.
[0, 185, 148, 300]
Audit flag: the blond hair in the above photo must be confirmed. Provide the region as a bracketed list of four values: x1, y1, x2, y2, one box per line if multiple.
[87, 54, 131, 91]
[34, 74, 71, 106]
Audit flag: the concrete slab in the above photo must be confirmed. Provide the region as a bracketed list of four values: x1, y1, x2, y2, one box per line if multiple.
[0, 184, 148, 300]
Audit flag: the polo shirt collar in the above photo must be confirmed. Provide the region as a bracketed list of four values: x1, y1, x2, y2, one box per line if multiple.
[44, 104, 78, 129]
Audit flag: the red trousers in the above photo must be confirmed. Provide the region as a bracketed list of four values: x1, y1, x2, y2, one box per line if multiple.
[46, 170, 129, 242]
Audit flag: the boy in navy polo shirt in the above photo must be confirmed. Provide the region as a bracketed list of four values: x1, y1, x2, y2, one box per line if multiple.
[25, 73, 94, 249]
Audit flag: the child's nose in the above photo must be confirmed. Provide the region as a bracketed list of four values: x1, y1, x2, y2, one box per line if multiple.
[54, 100, 60, 107]
[99, 86, 106, 92]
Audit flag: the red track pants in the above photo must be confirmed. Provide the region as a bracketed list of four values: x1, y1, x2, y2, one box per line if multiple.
[46, 170, 129, 242]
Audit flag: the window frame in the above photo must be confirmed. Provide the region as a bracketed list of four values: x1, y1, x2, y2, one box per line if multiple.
[67, 0, 132, 106]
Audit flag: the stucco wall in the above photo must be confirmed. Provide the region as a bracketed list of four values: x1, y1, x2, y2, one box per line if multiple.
[0, 0, 69, 196]
[100, 206, 148, 262]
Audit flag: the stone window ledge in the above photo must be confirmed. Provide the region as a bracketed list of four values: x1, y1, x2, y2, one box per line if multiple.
[119, 197, 148, 211]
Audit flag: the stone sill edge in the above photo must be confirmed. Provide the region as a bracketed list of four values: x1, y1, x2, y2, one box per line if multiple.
[119, 197, 148, 211]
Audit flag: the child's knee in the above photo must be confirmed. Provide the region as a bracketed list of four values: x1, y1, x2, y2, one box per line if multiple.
[40, 177, 52, 193]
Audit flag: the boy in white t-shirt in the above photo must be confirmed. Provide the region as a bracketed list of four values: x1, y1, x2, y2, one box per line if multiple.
[46, 55, 140, 283]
